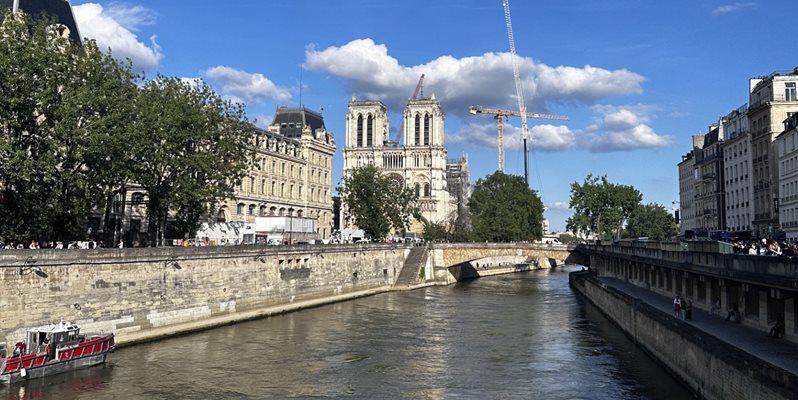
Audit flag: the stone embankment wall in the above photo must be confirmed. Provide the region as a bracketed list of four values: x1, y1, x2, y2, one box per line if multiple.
[0, 244, 408, 347]
[570, 270, 797, 400]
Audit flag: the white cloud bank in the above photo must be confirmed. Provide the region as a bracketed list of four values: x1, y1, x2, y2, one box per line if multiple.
[73, 3, 163, 71]
[204, 66, 292, 104]
[304, 38, 644, 116]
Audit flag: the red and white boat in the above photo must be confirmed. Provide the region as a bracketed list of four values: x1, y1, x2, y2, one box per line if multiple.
[0, 322, 115, 384]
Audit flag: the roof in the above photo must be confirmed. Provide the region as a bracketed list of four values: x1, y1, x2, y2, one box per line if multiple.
[270, 107, 326, 139]
[0, 0, 81, 43]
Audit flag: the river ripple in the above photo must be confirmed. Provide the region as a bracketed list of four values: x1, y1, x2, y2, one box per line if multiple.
[2, 266, 692, 399]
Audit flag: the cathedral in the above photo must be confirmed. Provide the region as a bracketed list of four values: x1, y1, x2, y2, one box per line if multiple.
[342, 95, 466, 235]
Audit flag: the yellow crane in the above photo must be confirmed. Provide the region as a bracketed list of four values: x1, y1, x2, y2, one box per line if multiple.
[468, 105, 568, 173]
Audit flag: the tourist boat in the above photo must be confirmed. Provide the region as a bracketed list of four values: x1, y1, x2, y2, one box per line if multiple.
[0, 322, 115, 384]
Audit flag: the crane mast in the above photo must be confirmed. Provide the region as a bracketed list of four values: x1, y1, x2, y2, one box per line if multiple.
[502, 0, 530, 184]
[393, 74, 425, 144]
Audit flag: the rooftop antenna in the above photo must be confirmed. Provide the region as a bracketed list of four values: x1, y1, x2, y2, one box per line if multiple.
[299, 68, 303, 109]
[12, 0, 20, 14]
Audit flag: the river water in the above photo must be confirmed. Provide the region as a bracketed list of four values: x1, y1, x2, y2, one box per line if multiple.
[2, 266, 692, 400]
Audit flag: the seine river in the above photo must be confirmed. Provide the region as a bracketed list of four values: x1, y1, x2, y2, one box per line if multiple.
[2, 266, 692, 400]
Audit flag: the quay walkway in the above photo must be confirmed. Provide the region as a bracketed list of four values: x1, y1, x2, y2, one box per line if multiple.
[596, 277, 798, 375]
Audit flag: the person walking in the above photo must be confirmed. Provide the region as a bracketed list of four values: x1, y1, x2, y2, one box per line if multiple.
[709, 297, 721, 315]
[673, 295, 683, 319]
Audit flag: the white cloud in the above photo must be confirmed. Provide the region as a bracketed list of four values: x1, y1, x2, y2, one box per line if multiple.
[304, 38, 644, 116]
[252, 114, 274, 129]
[104, 3, 156, 30]
[448, 122, 575, 154]
[585, 105, 672, 152]
[73, 3, 163, 71]
[205, 66, 292, 104]
[546, 201, 571, 211]
[712, 2, 756, 15]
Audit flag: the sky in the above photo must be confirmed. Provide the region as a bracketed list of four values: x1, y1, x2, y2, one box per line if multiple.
[64, 0, 795, 231]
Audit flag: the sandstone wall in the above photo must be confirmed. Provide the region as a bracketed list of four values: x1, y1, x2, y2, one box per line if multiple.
[0, 244, 406, 347]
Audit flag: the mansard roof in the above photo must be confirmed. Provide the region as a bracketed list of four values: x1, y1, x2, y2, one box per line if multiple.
[0, 0, 81, 43]
[270, 107, 326, 139]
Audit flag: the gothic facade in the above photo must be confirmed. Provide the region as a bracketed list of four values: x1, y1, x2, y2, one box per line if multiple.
[342, 95, 458, 234]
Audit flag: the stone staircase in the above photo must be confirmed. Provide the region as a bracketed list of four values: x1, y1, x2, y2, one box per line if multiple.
[394, 246, 428, 287]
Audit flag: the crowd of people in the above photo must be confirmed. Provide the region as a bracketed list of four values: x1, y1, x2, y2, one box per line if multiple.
[1, 240, 108, 250]
[731, 238, 798, 256]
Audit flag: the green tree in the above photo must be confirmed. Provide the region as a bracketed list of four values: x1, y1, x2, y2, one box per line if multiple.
[0, 12, 138, 242]
[132, 76, 255, 246]
[422, 221, 448, 242]
[468, 171, 544, 242]
[566, 174, 642, 240]
[626, 203, 678, 240]
[338, 165, 419, 240]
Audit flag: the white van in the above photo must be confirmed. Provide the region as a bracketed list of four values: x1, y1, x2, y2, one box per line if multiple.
[539, 236, 561, 245]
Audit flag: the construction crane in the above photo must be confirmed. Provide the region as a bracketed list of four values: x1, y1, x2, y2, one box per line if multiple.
[469, 106, 567, 173]
[502, 0, 567, 185]
[393, 74, 425, 143]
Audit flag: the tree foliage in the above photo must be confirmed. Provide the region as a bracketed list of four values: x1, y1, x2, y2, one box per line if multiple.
[0, 12, 254, 245]
[338, 165, 419, 240]
[0, 13, 138, 242]
[422, 221, 449, 242]
[626, 203, 678, 241]
[132, 76, 255, 245]
[566, 174, 642, 240]
[468, 171, 544, 242]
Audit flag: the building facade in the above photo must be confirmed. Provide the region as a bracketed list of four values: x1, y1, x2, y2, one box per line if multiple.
[215, 107, 336, 241]
[342, 95, 459, 234]
[749, 70, 798, 237]
[721, 104, 753, 233]
[777, 113, 798, 241]
[677, 151, 697, 235]
[693, 127, 726, 231]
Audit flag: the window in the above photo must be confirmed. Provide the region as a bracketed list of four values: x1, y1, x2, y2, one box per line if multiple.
[248, 204, 256, 215]
[786, 82, 797, 102]
[415, 183, 420, 198]
[414, 114, 421, 145]
[131, 192, 145, 205]
[237, 203, 245, 215]
[424, 114, 430, 145]
[424, 183, 431, 197]
[357, 115, 363, 147]
[367, 115, 373, 146]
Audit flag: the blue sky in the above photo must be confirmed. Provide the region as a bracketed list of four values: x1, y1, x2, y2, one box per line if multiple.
[68, 0, 794, 231]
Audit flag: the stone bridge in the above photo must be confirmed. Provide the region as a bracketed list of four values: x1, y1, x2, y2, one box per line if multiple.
[426, 243, 587, 282]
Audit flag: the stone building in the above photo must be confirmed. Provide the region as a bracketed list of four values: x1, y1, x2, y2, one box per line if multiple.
[749, 69, 798, 237]
[342, 95, 461, 235]
[776, 113, 798, 241]
[721, 104, 753, 233]
[693, 126, 726, 231]
[677, 151, 697, 235]
[214, 107, 336, 241]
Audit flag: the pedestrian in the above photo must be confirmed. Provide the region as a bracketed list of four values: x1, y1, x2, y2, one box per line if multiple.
[673, 295, 683, 319]
[685, 299, 693, 321]
[709, 297, 721, 315]
[768, 313, 785, 338]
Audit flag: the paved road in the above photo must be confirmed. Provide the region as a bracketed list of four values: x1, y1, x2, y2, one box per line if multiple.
[597, 276, 798, 375]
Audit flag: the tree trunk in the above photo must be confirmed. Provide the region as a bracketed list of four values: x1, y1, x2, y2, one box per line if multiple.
[101, 191, 114, 247]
